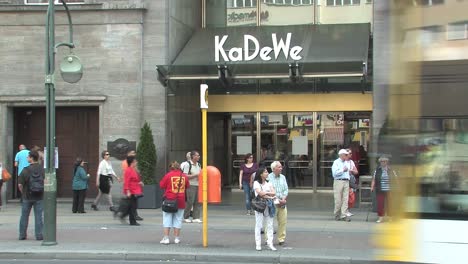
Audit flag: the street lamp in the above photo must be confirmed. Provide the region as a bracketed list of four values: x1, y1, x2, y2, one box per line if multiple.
[43, 0, 82, 246]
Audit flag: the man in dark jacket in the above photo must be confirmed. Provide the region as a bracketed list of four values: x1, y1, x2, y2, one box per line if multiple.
[18, 150, 44, 240]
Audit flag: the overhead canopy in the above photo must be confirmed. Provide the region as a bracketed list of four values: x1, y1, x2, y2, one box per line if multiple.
[157, 23, 370, 81]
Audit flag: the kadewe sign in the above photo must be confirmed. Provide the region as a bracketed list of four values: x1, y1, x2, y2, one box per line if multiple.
[214, 33, 303, 62]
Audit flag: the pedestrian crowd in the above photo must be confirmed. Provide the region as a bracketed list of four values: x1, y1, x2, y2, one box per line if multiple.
[0, 144, 395, 250]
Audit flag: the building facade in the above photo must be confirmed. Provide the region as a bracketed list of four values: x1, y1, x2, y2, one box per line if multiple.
[0, 0, 373, 199]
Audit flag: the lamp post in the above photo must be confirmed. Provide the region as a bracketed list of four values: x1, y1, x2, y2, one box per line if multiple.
[43, 0, 82, 246]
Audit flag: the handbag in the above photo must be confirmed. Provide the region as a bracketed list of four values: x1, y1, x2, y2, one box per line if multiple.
[251, 184, 267, 213]
[348, 188, 356, 209]
[161, 174, 183, 213]
[2, 169, 12, 182]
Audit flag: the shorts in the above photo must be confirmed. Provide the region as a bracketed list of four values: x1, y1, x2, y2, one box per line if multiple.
[162, 208, 184, 228]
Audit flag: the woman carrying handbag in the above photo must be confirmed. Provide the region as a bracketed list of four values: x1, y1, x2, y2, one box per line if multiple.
[253, 166, 277, 251]
[159, 161, 189, 245]
[117, 156, 143, 226]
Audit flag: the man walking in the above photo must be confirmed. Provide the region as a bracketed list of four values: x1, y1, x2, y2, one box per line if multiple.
[182, 150, 202, 223]
[268, 161, 289, 245]
[18, 150, 44, 240]
[332, 149, 352, 222]
[15, 144, 30, 176]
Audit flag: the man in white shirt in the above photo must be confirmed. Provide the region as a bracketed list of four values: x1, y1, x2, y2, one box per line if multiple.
[331, 149, 352, 222]
[181, 150, 202, 223]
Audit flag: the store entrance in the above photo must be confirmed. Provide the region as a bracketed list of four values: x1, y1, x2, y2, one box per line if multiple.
[226, 112, 371, 190]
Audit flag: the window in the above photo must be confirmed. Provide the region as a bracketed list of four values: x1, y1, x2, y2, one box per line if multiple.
[447, 22, 468, 41]
[413, 0, 444, 6]
[327, 0, 360, 6]
[228, 0, 257, 8]
[263, 0, 312, 5]
[25, 0, 85, 4]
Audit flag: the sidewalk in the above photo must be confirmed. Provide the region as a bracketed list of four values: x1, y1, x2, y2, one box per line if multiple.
[0, 191, 377, 263]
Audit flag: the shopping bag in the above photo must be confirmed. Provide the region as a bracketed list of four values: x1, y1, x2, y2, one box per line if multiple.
[348, 188, 356, 209]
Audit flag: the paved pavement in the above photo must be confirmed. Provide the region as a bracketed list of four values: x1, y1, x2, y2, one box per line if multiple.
[0, 191, 378, 263]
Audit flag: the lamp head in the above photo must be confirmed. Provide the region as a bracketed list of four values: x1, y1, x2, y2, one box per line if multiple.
[60, 54, 83, 83]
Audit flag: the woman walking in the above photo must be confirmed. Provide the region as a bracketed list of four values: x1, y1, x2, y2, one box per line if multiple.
[118, 155, 143, 225]
[159, 161, 189, 244]
[371, 156, 397, 223]
[91, 150, 120, 212]
[253, 166, 277, 251]
[239, 153, 258, 215]
[72, 157, 90, 213]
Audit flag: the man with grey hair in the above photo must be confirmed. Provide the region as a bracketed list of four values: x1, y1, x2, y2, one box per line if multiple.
[332, 149, 352, 222]
[267, 161, 289, 246]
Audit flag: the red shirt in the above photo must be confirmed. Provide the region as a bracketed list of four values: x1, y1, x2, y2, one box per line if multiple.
[123, 167, 143, 196]
[159, 170, 189, 209]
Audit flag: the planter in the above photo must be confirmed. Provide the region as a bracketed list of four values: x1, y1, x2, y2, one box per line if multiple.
[138, 184, 162, 209]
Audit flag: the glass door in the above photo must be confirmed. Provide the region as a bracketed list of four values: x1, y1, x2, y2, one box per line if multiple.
[317, 112, 345, 188]
[259, 113, 315, 188]
[229, 113, 257, 186]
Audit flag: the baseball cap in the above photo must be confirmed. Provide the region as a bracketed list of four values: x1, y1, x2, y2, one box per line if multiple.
[338, 149, 349, 155]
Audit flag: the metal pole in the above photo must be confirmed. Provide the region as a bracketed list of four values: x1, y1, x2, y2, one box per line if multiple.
[202, 108, 208, 247]
[42, 0, 57, 246]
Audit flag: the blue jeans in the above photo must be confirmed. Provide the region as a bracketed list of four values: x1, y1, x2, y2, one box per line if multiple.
[242, 181, 252, 211]
[19, 199, 43, 240]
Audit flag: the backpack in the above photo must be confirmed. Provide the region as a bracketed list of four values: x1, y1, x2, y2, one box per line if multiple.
[182, 160, 201, 175]
[28, 167, 44, 195]
[188, 161, 201, 175]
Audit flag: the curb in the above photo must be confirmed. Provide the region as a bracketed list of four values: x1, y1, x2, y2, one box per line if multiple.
[0, 250, 375, 263]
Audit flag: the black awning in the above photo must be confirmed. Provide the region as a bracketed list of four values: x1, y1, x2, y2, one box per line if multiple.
[157, 23, 370, 81]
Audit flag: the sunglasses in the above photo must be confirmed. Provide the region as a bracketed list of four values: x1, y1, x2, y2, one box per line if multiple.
[104, 153, 110, 156]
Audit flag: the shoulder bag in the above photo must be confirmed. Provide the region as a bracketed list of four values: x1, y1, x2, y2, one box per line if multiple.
[161, 174, 183, 213]
[2, 168, 12, 182]
[251, 183, 267, 213]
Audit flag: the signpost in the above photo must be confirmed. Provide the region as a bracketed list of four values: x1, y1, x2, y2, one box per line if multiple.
[200, 84, 208, 247]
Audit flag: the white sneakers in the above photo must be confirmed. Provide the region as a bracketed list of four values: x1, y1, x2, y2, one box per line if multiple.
[256, 245, 262, 251]
[160, 237, 170, 245]
[160, 237, 181, 244]
[184, 218, 202, 223]
[346, 212, 354, 217]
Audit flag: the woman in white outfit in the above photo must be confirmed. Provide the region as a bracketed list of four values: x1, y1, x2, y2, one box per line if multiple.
[91, 150, 120, 211]
[253, 166, 277, 251]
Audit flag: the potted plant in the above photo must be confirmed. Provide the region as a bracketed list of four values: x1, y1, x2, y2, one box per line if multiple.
[137, 121, 161, 209]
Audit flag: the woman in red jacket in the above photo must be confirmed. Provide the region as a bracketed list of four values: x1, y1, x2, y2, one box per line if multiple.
[159, 161, 189, 245]
[119, 156, 143, 226]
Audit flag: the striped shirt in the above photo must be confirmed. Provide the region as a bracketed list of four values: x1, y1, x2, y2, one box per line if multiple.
[267, 173, 288, 199]
[380, 169, 390, 191]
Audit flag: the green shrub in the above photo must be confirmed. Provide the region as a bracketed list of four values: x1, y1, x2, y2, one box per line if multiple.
[137, 121, 157, 185]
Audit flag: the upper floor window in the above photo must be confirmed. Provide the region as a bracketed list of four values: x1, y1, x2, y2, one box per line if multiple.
[413, 0, 444, 6]
[25, 0, 85, 4]
[326, 0, 360, 6]
[227, 0, 257, 8]
[263, 0, 312, 5]
[447, 22, 468, 41]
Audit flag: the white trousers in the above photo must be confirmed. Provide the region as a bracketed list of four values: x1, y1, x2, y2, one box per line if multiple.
[255, 211, 274, 247]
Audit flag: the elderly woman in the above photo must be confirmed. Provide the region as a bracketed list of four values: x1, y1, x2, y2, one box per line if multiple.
[371, 156, 397, 223]
[72, 157, 90, 214]
[159, 161, 189, 245]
